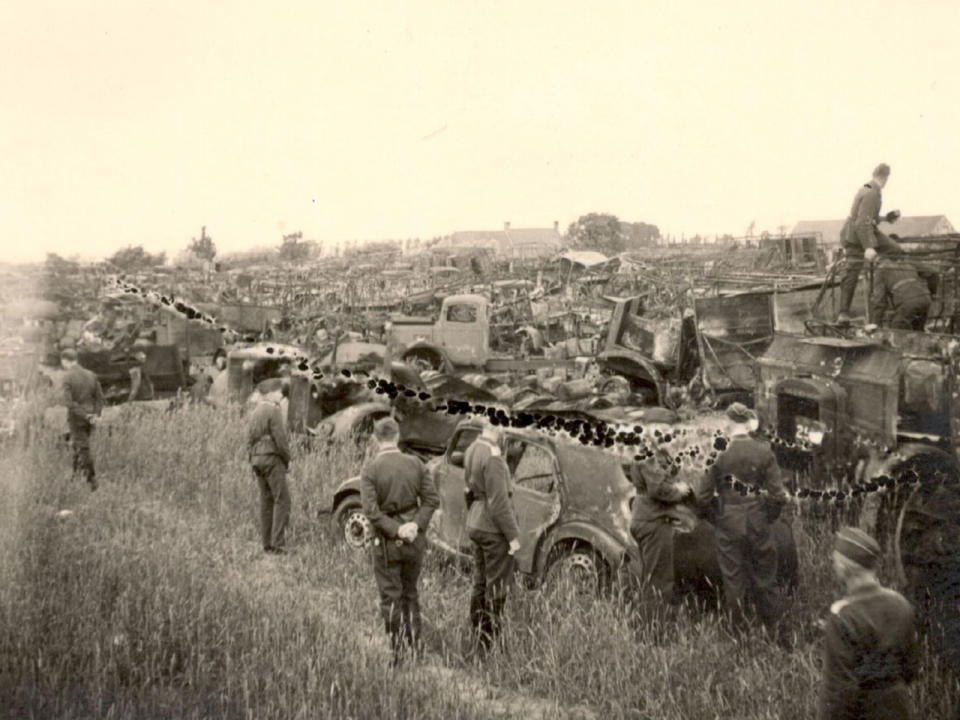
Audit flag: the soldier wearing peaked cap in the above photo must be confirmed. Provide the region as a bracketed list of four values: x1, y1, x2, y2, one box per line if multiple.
[819, 527, 919, 720]
[360, 416, 439, 665]
[696, 402, 787, 631]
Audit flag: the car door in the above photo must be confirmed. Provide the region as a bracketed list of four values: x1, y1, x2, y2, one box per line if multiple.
[432, 426, 479, 555]
[505, 436, 562, 575]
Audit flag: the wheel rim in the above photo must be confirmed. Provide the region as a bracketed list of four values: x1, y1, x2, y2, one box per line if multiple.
[343, 509, 373, 549]
[554, 552, 600, 594]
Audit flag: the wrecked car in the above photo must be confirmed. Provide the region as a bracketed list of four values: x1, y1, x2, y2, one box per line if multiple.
[331, 418, 798, 598]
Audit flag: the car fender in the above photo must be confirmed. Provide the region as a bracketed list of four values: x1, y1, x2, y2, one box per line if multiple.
[860, 442, 959, 484]
[536, 520, 631, 578]
[596, 349, 666, 405]
[400, 342, 455, 374]
[331, 475, 363, 513]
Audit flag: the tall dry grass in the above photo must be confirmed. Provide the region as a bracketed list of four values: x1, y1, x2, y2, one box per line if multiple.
[0, 402, 957, 719]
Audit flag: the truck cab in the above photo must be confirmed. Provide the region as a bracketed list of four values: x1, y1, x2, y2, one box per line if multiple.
[389, 294, 490, 368]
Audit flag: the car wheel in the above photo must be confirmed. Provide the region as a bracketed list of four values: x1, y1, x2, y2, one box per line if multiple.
[333, 495, 373, 549]
[544, 545, 609, 597]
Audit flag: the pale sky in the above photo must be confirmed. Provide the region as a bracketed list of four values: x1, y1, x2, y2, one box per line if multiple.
[3, 0, 959, 263]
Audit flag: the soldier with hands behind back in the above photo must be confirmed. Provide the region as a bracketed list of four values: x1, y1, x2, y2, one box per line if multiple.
[360, 416, 439, 666]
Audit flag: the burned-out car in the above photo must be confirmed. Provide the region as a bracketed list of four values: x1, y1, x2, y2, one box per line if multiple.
[332, 419, 642, 590]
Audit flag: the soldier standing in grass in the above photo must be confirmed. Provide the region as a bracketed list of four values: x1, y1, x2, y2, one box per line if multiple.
[696, 403, 787, 633]
[360, 417, 439, 665]
[60, 348, 104, 490]
[247, 381, 291, 554]
[464, 420, 520, 655]
[629, 448, 696, 604]
[819, 527, 919, 720]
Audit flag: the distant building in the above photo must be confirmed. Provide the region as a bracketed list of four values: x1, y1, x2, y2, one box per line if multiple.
[791, 215, 954, 246]
[437, 221, 562, 259]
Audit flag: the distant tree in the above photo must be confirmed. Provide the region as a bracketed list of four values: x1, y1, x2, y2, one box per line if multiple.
[622, 221, 661, 249]
[188, 226, 217, 260]
[565, 213, 624, 256]
[44, 252, 79, 275]
[107, 245, 166, 271]
[278, 232, 311, 262]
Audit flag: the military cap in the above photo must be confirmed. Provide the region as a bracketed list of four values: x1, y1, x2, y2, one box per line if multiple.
[60, 348, 78, 361]
[725, 402, 757, 425]
[835, 526, 881, 570]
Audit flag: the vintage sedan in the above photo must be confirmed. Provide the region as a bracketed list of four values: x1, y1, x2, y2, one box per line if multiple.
[332, 419, 661, 591]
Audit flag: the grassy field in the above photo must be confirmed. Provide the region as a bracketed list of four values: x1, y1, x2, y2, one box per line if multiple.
[1, 402, 958, 719]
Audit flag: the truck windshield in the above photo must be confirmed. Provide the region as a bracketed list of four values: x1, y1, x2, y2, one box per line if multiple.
[446, 303, 478, 323]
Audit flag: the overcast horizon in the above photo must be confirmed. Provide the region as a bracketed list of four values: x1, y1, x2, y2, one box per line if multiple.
[3, 1, 959, 264]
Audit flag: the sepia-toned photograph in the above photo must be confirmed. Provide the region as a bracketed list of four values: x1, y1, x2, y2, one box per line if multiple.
[2, 2, 959, 718]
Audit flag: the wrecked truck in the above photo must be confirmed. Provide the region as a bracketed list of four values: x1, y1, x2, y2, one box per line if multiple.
[389, 293, 577, 374]
[598, 291, 776, 407]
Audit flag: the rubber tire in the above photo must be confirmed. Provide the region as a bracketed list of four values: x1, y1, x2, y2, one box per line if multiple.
[333, 495, 373, 549]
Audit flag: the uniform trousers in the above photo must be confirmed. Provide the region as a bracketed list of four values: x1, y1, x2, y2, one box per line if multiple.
[251, 455, 290, 551]
[372, 534, 425, 661]
[715, 499, 781, 629]
[888, 295, 930, 331]
[68, 417, 96, 487]
[469, 528, 515, 652]
[631, 518, 676, 602]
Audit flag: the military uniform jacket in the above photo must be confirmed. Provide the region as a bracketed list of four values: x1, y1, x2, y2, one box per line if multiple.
[465, 438, 520, 542]
[247, 401, 291, 464]
[869, 259, 936, 317]
[819, 582, 919, 720]
[360, 447, 439, 539]
[629, 462, 697, 529]
[697, 435, 787, 507]
[841, 182, 884, 250]
[62, 365, 104, 423]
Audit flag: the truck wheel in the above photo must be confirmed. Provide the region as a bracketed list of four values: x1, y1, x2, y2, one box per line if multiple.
[333, 495, 373, 549]
[544, 544, 609, 597]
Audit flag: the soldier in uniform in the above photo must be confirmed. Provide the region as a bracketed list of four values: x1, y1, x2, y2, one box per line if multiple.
[60, 348, 104, 490]
[465, 420, 521, 655]
[837, 163, 903, 324]
[127, 349, 155, 402]
[360, 417, 439, 664]
[246, 381, 291, 554]
[819, 526, 919, 720]
[629, 448, 696, 603]
[869, 253, 937, 331]
[696, 403, 787, 631]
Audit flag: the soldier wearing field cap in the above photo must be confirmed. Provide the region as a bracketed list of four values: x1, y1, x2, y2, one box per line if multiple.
[696, 402, 787, 631]
[360, 416, 439, 665]
[819, 526, 919, 720]
[60, 348, 104, 490]
[465, 420, 520, 655]
[837, 163, 904, 325]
